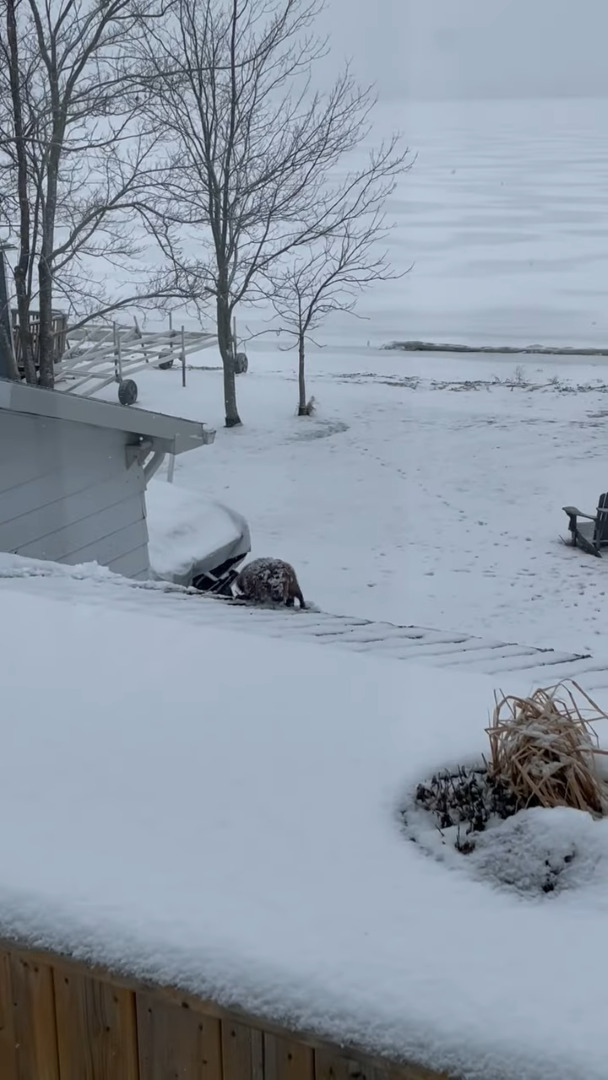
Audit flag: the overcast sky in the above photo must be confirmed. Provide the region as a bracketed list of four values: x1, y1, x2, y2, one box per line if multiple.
[321, 0, 608, 100]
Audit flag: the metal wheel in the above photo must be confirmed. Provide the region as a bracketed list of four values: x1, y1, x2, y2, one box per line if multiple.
[118, 378, 138, 405]
[234, 351, 248, 374]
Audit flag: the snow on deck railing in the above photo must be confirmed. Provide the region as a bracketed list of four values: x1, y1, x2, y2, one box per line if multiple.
[53, 321, 217, 403]
[0, 940, 446, 1080]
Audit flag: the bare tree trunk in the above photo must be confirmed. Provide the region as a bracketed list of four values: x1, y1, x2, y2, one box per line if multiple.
[38, 254, 54, 387]
[38, 147, 60, 388]
[13, 278, 36, 385]
[0, 262, 18, 380]
[297, 330, 307, 415]
[217, 295, 241, 427]
[6, 0, 36, 384]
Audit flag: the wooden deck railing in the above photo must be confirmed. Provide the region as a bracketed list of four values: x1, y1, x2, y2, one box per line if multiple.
[0, 942, 448, 1080]
[11, 310, 68, 368]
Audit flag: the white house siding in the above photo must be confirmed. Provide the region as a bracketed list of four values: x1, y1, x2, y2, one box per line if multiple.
[0, 411, 149, 578]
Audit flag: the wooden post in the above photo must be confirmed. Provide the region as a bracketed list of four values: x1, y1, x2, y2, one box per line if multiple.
[113, 322, 119, 382]
[134, 316, 149, 364]
[0, 246, 18, 381]
[116, 328, 123, 383]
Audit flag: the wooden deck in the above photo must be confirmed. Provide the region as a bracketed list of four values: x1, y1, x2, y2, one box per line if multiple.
[0, 943, 447, 1080]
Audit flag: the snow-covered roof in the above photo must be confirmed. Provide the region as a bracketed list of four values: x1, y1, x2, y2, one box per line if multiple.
[0, 376, 214, 455]
[0, 571, 606, 1080]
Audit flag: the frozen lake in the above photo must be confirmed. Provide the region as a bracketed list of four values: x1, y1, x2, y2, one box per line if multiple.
[53, 95, 608, 354]
[294, 96, 608, 350]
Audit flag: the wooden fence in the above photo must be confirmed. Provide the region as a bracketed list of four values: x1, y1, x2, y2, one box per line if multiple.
[0, 942, 448, 1080]
[11, 310, 69, 368]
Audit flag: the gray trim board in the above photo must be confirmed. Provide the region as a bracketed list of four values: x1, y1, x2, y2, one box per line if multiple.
[0, 377, 215, 455]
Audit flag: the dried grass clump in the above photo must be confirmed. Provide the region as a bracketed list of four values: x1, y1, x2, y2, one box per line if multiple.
[486, 681, 608, 817]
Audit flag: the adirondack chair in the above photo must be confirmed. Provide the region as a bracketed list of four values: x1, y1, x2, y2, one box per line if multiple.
[563, 493, 608, 556]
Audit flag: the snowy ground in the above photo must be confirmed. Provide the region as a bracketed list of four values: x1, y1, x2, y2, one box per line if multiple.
[1, 581, 608, 1080]
[87, 95, 608, 657]
[109, 344, 608, 660]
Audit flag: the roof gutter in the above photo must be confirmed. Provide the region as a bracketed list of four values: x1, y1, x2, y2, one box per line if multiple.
[0, 377, 216, 449]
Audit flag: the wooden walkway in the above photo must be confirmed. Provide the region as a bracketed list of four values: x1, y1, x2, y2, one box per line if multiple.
[2, 564, 607, 694]
[185, 600, 608, 691]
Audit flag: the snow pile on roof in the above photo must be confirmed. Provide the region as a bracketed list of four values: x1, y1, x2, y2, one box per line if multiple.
[0, 581, 607, 1080]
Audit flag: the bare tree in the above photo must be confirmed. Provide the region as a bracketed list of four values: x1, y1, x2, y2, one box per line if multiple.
[139, 0, 408, 427]
[2, 0, 39, 381]
[0, 0, 169, 386]
[270, 169, 409, 414]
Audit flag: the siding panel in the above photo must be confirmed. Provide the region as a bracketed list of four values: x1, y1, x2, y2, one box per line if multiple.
[15, 495, 146, 563]
[0, 470, 145, 550]
[107, 546, 151, 580]
[0, 410, 150, 578]
[0, 450, 141, 525]
[0, 413, 126, 495]
[61, 519, 150, 570]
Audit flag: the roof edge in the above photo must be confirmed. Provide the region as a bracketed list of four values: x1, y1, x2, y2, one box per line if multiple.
[0, 378, 215, 452]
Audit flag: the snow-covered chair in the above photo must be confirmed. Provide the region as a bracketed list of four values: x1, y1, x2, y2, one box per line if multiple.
[563, 493, 608, 557]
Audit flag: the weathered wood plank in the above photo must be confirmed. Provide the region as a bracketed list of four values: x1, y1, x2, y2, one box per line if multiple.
[385, 1064, 452, 1080]
[315, 1048, 449, 1080]
[0, 941, 450, 1080]
[222, 1020, 264, 1080]
[10, 952, 59, 1080]
[0, 951, 17, 1079]
[136, 991, 222, 1079]
[264, 1032, 314, 1080]
[53, 966, 138, 1080]
[315, 1049, 374, 1080]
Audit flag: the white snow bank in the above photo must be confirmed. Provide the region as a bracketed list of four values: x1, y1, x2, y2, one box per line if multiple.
[472, 807, 606, 896]
[406, 793, 608, 898]
[1, 586, 607, 1080]
[145, 479, 250, 585]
